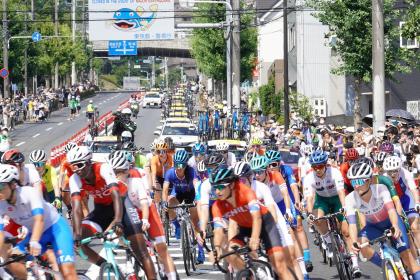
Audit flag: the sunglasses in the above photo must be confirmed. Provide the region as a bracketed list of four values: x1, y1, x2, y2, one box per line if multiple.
[175, 163, 186, 169]
[350, 178, 369, 187]
[71, 162, 86, 171]
[252, 145, 260, 148]
[388, 169, 399, 175]
[33, 162, 46, 168]
[193, 152, 205, 157]
[158, 150, 167, 155]
[0, 182, 8, 191]
[268, 162, 279, 168]
[312, 164, 326, 171]
[212, 183, 230, 191]
[254, 169, 266, 176]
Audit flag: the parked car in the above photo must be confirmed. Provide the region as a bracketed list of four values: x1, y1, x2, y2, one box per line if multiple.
[143, 92, 162, 108]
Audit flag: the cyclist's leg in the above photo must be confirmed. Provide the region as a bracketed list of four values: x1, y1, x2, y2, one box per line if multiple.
[312, 194, 329, 235]
[227, 228, 249, 270]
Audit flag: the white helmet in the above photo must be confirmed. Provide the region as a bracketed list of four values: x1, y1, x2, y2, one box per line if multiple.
[304, 145, 313, 156]
[233, 161, 252, 177]
[121, 131, 132, 138]
[197, 160, 206, 173]
[121, 108, 132, 115]
[244, 150, 258, 163]
[0, 164, 19, 183]
[355, 147, 365, 156]
[216, 142, 229, 151]
[67, 146, 92, 163]
[383, 156, 402, 171]
[108, 151, 130, 170]
[347, 162, 373, 180]
[29, 149, 47, 163]
[64, 142, 78, 153]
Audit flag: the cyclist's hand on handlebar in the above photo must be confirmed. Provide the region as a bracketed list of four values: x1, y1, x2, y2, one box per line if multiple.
[162, 201, 169, 211]
[351, 242, 361, 254]
[111, 222, 124, 236]
[249, 237, 260, 251]
[141, 219, 150, 232]
[196, 231, 205, 246]
[391, 226, 401, 240]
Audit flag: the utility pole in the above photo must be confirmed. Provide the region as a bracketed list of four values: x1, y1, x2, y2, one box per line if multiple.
[231, 0, 240, 109]
[165, 57, 168, 89]
[283, 0, 290, 130]
[128, 59, 131, 77]
[226, 3, 232, 109]
[372, 0, 385, 134]
[31, 0, 36, 94]
[151, 56, 156, 87]
[54, 0, 59, 89]
[71, 0, 76, 86]
[2, 0, 9, 98]
[24, 0, 28, 96]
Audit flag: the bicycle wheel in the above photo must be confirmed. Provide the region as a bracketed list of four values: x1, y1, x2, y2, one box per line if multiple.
[186, 220, 197, 271]
[331, 235, 348, 280]
[235, 268, 254, 280]
[127, 250, 146, 280]
[162, 211, 170, 246]
[382, 260, 398, 280]
[99, 262, 124, 280]
[181, 220, 192, 276]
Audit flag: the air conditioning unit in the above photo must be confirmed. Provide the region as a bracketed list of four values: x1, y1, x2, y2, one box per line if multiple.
[407, 101, 420, 120]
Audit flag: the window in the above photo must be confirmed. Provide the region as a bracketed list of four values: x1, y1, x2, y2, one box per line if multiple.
[320, 109, 324, 115]
[400, 22, 418, 49]
[288, 25, 296, 51]
[315, 109, 318, 115]
[315, 100, 318, 106]
[321, 99, 324, 106]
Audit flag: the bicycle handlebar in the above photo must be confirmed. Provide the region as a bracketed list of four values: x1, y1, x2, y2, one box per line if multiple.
[0, 253, 29, 267]
[167, 203, 196, 209]
[214, 246, 252, 273]
[353, 228, 393, 249]
[310, 209, 345, 222]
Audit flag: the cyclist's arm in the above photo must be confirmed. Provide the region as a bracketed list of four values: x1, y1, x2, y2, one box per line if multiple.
[333, 168, 346, 208]
[50, 167, 61, 198]
[27, 187, 45, 244]
[379, 175, 403, 215]
[337, 189, 347, 210]
[249, 200, 262, 242]
[227, 218, 238, 241]
[105, 186, 123, 232]
[199, 182, 211, 233]
[345, 196, 358, 243]
[139, 199, 149, 221]
[280, 185, 291, 212]
[290, 182, 301, 206]
[162, 181, 170, 202]
[150, 157, 158, 189]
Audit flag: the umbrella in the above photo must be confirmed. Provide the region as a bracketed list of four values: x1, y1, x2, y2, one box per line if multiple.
[362, 114, 373, 127]
[385, 109, 415, 122]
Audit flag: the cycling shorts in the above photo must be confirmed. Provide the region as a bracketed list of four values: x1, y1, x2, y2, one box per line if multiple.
[70, 108, 76, 114]
[43, 190, 55, 204]
[17, 216, 74, 264]
[359, 216, 409, 253]
[137, 203, 165, 245]
[313, 194, 344, 222]
[170, 188, 195, 204]
[155, 176, 164, 190]
[277, 199, 298, 228]
[231, 213, 285, 255]
[399, 192, 419, 219]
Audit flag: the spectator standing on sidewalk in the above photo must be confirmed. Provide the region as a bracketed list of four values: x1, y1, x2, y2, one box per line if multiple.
[75, 91, 81, 115]
[68, 95, 77, 121]
[2, 101, 10, 130]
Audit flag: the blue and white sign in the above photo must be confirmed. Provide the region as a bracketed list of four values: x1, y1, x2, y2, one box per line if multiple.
[32, 32, 42, 42]
[108, 40, 138, 56]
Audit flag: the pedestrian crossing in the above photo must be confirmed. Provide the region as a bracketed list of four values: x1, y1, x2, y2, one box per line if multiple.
[83, 237, 221, 280]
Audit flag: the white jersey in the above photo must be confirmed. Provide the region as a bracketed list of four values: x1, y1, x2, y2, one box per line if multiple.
[133, 167, 151, 192]
[0, 186, 60, 231]
[198, 179, 216, 205]
[303, 166, 344, 198]
[125, 171, 153, 208]
[21, 164, 42, 187]
[227, 152, 237, 167]
[187, 156, 198, 171]
[298, 156, 311, 179]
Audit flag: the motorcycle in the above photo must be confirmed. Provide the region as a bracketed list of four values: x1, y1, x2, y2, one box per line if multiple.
[130, 103, 139, 119]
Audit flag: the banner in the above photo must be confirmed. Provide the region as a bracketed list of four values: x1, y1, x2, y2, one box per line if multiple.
[88, 0, 175, 41]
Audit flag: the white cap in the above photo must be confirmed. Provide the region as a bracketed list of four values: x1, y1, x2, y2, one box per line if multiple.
[89, 100, 93, 103]
[121, 131, 132, 138]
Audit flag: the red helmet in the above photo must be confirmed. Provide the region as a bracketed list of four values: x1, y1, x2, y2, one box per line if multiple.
[1, 149, 25, 164]
[345, 148, 359, 161]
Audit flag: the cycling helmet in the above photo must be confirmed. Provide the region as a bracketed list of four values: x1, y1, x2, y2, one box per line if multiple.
[173, 150, 188, 164]
[216, 142, 229, 151]
[250, 156, 269, 171]
[108, 151, 130, 170]
[380, 141, 394, 154]
[1, 149, 25, 164]
[355, 147, 366, 156]
[244, 151, 258, 163]
[383, 156, 402, 171]
[192, 143, 206, 154]
[121, 108, 132, 115]
[155, 141, 168, 151]
[233, 161, 253, 177]
[64, 142, 77, 153]
[250, 137, 263, 146]
[29, 149, 47, 163]
[265, 150, 282, 163]
[303, 145, 313, 156]
[121, 141, 137, 151]
[66, 146, 92, 163]
[197, 160, 207, 173]
[0, 164, 19, 183]
[205, 152, 226, 166]
[347, 162, 373, 179]
[345, 148, 359, 161]
[209, 165, 236, 185]
[352, 157, 375, 168]
[121, 131, 132, 140]
[308, 150, 328, 165]
[375, 151, 388, 164]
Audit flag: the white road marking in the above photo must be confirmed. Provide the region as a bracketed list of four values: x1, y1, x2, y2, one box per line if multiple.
[46, 127, 53, 131]
[57, 122, 63, 126]
[16, 142, 25, 147]
[32, 133, 40, 138]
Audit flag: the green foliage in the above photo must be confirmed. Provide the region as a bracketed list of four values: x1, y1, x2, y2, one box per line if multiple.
[190, 1, 257, 82]
[168, 68, 182, 87]
[289, 91, 314, 122]
[402, 0, 420, 41]
[258, 78, 276, 116]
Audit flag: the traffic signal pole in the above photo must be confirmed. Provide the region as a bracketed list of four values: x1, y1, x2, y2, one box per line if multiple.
[2, 0, 9, 98]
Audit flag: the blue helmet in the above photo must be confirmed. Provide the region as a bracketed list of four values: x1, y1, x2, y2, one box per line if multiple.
[192, 143, 206, 155]
[309, 150, 328, 165]
[265, 150, 282, 163]
[174, 150, 189, 164]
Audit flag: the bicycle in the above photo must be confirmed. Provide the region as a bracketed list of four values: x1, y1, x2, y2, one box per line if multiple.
[354, 228, 410, 280]
[311, 210, 353, 280]
[78, 230, 145, 280]
[311, 224, 328, 264]
[168, 202, 197, 276]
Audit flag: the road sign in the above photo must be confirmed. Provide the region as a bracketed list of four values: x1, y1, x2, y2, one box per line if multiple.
[133, 65, 141, 69]
[0, 68, 9, 79]
[32, 32, 42, 42]
[108, 40, 137, 56]
[143, 59, 151, 64]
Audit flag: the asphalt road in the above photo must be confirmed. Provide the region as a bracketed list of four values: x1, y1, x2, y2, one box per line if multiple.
[9, 94, 383, 279]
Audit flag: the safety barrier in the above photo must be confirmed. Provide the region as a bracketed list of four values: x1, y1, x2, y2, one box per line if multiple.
[49, 99, 131, 167]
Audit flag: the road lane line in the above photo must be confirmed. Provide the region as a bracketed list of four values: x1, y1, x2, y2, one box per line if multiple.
[32, 133, 40, 138]
[57, 122, 63, 126]
[46, 127, 53, 131]
[16, 142, 25, 147]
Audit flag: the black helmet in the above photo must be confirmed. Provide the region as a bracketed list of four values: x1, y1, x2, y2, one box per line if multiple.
[205, 152, 226, 166]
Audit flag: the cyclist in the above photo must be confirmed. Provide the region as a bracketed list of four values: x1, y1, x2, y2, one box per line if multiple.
[162, 150, 205, 263]
[383, 156, 420, 248]
[86, 100, 95, 121]
[68, 95, 77, 121]
[346, 162, 420, 279]
[0, 164, 78, 279]
[248, 137, 265, 156]
[188, 142, 207, 171]
[340, 148, 360, 194]
[210, 165, 296, 279]
[298, 144, 313, 184]
[151, 141, 173, 203]
[216, 142, 236, 166]
[121, 131, 133, 143]
[304, 150, 361, 278]
[108, 152, 175, 279]
[29, 149, 61, 209]
[122, 141, 148, 169]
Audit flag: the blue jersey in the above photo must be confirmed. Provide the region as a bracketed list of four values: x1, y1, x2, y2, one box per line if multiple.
[164, 166, 197, 193]
[280, 164, 297, 203]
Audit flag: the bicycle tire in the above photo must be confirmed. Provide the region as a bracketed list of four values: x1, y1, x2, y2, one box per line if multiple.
[127, 250, 146, 280]
[331, 235, 348, 280]
[235, 268, 254, 280]
[382, 260, 399, 280]
[99, 262, 124, 280]
[163, 211, 170, 246]
[181, 220, 192, 276]
[186, 220, 197, 271]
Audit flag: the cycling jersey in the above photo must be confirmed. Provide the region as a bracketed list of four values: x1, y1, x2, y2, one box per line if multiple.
[266, 170, 287, 203]
[125, 169, 152, 207]
[69, 163, 119, 205]
[151, 155, 173, 178]
[197, 179, 216, 205]
[303, 166, 344, 198]
[164, 166, 197, 194]
[21, 164, 42, 187]
[339, 162, 352, 193]
[372, 175, 398, 198]
[134, 154, 148, 169]
[41, 164, 58, 194]
[279, 164, 297, 189]
[298, 156, 311, 181]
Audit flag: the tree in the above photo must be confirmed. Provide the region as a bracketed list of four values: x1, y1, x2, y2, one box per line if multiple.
[308, 0, 419, 128]
[289, 91, 314, 122]
[401, 0, 420, 40]
[190, 2, 257, 82]
[168, 69, 182, 87]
